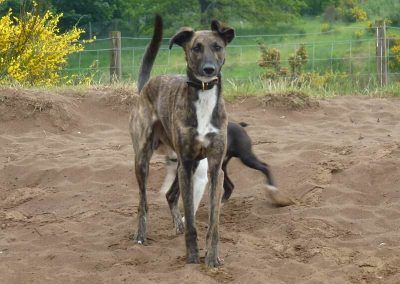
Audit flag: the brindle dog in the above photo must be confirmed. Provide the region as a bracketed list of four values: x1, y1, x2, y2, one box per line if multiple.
[129, 15, 234, 267]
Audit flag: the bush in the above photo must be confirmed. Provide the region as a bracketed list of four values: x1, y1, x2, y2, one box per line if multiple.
[353, 30, 365, 39]
[323, 5, 339, 23]
[321, 23, 332, 33]
[288, 45, 308, 76]
[259, 44, 308, 79]
[389, 37, 400, 73]
[0, 1, 87, 85]
[258, 44, 284, 79]
[350, 6, 368, 22]
[337, 0, 368, 23]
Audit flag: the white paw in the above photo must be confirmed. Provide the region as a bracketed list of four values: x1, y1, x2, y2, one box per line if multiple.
[266, 185, 278, 192]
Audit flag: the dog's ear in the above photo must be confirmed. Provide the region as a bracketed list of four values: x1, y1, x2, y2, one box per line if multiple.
[211, 20, 235, 44]
[169, 27, 194, 49]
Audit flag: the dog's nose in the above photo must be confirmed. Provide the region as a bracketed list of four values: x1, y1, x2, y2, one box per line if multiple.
[203, 65, 215, 75]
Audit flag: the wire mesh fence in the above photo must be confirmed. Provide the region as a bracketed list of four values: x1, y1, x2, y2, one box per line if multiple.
[62, 27, 400, 85]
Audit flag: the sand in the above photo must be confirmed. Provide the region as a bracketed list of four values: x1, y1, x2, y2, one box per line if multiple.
[0, 87, 399, 283]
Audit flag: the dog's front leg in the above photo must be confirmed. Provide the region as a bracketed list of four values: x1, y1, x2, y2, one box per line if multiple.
[205, 154, 225, 267]
[178, 160, 199, 263]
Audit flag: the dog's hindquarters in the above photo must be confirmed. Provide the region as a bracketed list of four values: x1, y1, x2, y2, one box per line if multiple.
[130, 108, 158, 243]
[130, 14, 164, 244]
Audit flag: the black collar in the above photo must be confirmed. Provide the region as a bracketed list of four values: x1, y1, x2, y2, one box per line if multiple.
[187, 77, 219, 91]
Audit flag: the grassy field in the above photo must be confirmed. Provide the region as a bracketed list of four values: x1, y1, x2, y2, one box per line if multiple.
[63, 17, 400, 96]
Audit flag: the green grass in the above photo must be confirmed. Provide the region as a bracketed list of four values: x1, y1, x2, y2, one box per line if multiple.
[62, 17, 400, 96]
[223, 76, 400, 101]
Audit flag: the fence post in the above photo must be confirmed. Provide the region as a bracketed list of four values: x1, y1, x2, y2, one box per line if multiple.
[109, 31, 121, 83]
[312, 42, 315, 72]
[330, 42, 334, 72]
[376, 20, 387, 86]
[349, 40, 352, 74]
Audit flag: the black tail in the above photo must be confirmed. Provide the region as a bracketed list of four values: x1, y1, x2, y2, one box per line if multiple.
[138, 14, 163, 93]
[239, 122, 249, 127]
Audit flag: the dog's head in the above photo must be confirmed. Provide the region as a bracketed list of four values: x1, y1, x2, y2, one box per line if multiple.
[169, 20, 235, 82]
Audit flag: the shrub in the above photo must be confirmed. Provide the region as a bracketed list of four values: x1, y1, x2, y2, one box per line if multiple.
[366, 21, 375, 34]
[258, 44, 281, 70]
[353, 30, 365, 39]
[259, 44, 308, 79]
[323, 5, 339, 23]
[350, 6, 368, 22]
[0, 1, 87, 85]
[321, 23, 332, 33]
[337, 0, 368, 23]
[258, 44, 284, 79]
[389, 37, 400, 73]
[288, 45, 308, 76]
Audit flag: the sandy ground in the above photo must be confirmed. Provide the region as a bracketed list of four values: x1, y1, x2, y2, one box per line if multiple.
[1, 88, 400, 283]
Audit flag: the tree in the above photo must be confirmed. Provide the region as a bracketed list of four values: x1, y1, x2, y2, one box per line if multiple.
[141, 0, 307, 33]
[4, 0, 309, 36]
[301, 0, 340, 16]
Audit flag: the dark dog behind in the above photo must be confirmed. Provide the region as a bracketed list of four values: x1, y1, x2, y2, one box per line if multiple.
[164, 121, 295, 224]
[222, 122, 294, 205]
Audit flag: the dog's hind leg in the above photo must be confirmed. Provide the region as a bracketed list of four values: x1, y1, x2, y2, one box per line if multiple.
[193, 158, 208, 214]
[130, 109, 158, 244]
[178, 160, 200, 263]
[165, 157, 207, 235]
[239, 154, 295, 206]
[166, 174, 185, 235]
[134, 143, 154, 244]
[221, 156, 234, 203]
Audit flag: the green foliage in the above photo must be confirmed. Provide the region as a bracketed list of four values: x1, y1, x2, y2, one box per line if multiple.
[337, 0, 368, 23]
[321, 22, 332, 32]
[259, 44, 308, 79]
[361, 0, 400, 25]
[258, 44, 289, 79]
[389, 36, 400, 72]
[353, 29, 364, 39]
[131, 0, 308, 35]
[288, 45, 308, 76]
[258, 44, 281, 71]
[0, 1, 87, 86]
[301, 0, 339, 16]
[0, 0, 309, 36]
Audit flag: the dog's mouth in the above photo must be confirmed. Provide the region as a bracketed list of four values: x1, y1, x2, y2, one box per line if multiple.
[194, 74, 219, 83]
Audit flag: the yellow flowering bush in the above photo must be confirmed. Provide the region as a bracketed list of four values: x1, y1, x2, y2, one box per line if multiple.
[350, 7, 368, 22]
[390, 38, 400, 73]
[0, 2, 85, 85]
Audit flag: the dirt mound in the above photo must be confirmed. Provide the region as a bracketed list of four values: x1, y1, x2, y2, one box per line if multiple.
[86, 85, 139, 112]
[0, 88, 78, 131]
[260, 91, 319, 110]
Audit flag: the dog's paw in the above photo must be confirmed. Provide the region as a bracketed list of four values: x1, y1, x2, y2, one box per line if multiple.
[267, 186, 296, 206]
[205, 252, 223, 267]
[133, 233, 146, 245]
[175, 219, 185, 235]
[221, 192, 232, 203]
[204, 251, 224, 268]
[186, 253, 200, 264]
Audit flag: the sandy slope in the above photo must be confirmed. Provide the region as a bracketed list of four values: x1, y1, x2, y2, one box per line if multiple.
[0, 88, 399, 283]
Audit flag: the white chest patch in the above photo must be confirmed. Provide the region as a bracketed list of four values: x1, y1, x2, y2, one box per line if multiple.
[194, 86, 219, 145]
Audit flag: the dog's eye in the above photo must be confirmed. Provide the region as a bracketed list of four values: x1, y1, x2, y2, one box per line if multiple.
[213, 44, 222, 51]
[192, 44, 202, 53]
